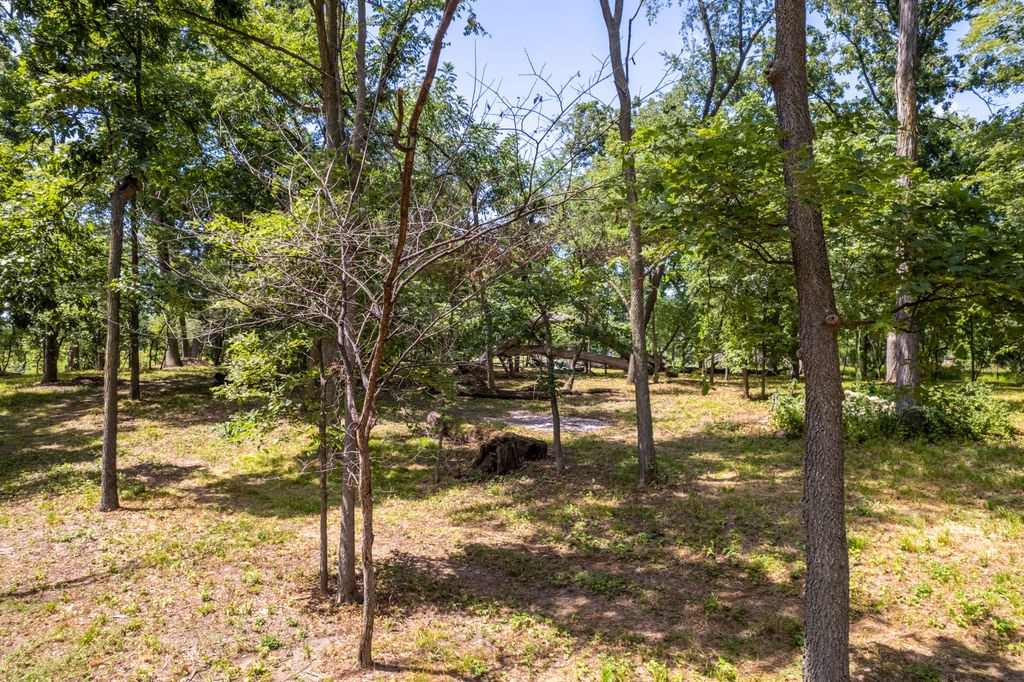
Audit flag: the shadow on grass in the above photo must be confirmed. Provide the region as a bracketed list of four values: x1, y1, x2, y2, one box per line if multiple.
[0, 371, 238, 502]
[852, 636, 1024, 681]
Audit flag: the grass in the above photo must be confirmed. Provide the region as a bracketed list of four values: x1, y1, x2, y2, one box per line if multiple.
[0, 368, 1023, 680]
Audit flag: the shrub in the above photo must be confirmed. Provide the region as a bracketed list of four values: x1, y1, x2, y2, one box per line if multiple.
[921, 382, 1013, 441]
[769, 381, 805, 437]
[843, 389, 898, 443]
[770, 381, 1013, 442]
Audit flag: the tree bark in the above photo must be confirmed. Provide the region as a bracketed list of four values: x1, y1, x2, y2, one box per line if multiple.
[889, 0, 921, 415]
[41, 324, 59, 384]
[129, 217, 141, 400]
[336, 325, 357, 605]
[158, 241, 183, 368]
[766, 1, 849, 678]
[100, 176, 139, 513]
[540, 307, 565, 474]
[479, 284, 497, 391]
[66, 340, 80, 372]
[179, 316, 189, 360]
[315, 341, 330, 597]
[600, 0, 656, 484]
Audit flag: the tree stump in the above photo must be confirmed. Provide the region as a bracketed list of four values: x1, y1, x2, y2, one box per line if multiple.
[473, 433, 548, 475]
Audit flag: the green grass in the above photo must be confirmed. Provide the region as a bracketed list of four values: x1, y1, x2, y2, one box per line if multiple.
[1, 370, 1024, 680]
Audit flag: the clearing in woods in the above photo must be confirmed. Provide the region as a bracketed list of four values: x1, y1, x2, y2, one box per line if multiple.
[2, 368, 1024, 680]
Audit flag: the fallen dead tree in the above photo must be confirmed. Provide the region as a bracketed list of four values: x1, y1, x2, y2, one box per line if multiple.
[458, 386, 622, 400]
[496, 345, 630, 371]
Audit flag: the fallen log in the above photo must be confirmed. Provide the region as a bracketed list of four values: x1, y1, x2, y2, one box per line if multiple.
[458, 386, 623, 400]
[473, 433, 548, 474]
[496, 345, 630, 371]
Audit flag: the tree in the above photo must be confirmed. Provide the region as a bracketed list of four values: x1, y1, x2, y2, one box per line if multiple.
[766, 0, 849, 678]
[599, 0, 657, 485]
[888, 0, 922, 417]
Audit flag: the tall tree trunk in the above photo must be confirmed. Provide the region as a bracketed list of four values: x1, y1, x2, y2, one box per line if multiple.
[316, 341, 331, 596]
[334, 323, 357, 606]
[179, 316, 189, 360]
[479, 283, 497, 391]
[100, 176, 139, 513]
[41, 324, 59, 383]
[766, 2, 849, 678]
[600, 0, 656, 485]
[651, 303, 660, 384]
[158, 241, 183, 368]
[67, 340, 80, 372]
[129, 217, 141, 400]
[969, 315, 977, 381]
[890, 0, 921, 415]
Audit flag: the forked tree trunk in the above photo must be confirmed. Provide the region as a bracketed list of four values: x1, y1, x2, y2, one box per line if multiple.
[766, 2, 849, 678]
[100, 176, 139, 513]
[600, 0, 656, 485]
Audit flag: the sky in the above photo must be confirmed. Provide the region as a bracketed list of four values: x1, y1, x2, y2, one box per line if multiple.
[440, 1, 1021, 121]
[442, 2, 688, 115]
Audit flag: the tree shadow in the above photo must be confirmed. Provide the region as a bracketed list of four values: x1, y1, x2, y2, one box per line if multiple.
[851, 636, 1024, 681]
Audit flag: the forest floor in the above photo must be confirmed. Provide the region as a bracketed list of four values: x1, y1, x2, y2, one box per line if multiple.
[2, 369, 1024, 681]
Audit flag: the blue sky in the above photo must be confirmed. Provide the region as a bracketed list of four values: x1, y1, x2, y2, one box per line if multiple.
[443, 2, 687, 113]
[440, 1, 1019, 120]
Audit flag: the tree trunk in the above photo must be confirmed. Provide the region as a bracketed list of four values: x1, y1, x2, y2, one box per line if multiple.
[100, 176, 139, 513]
[354, 4, 459, 665]
[600, 0, 656, 485]
[334, 325, 357, 606]
[760, 346, 768, 400]
[766, 2, 849, 678]
[479, 286, 497, 391]
[316, 341, 330, 597]
[41, 324, 59, 384]
[742, 367, 750, 399]
[129, 217, 141, 400]
[67, 340, 80, 372]
[969, 315, 977, 381]
[889, 0, 921, 415]
[158, 242, 183, 368]
[179, 316, 189, 360]
[540, 310, 565, 475]
[563, 344, 584, 392]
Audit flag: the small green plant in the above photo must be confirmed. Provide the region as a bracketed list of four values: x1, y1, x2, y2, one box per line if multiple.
[573, 570, 628, 597]
[258, 633, 282, 653]
[598, 654, 633, 682]
[712, 656, 738, 681]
